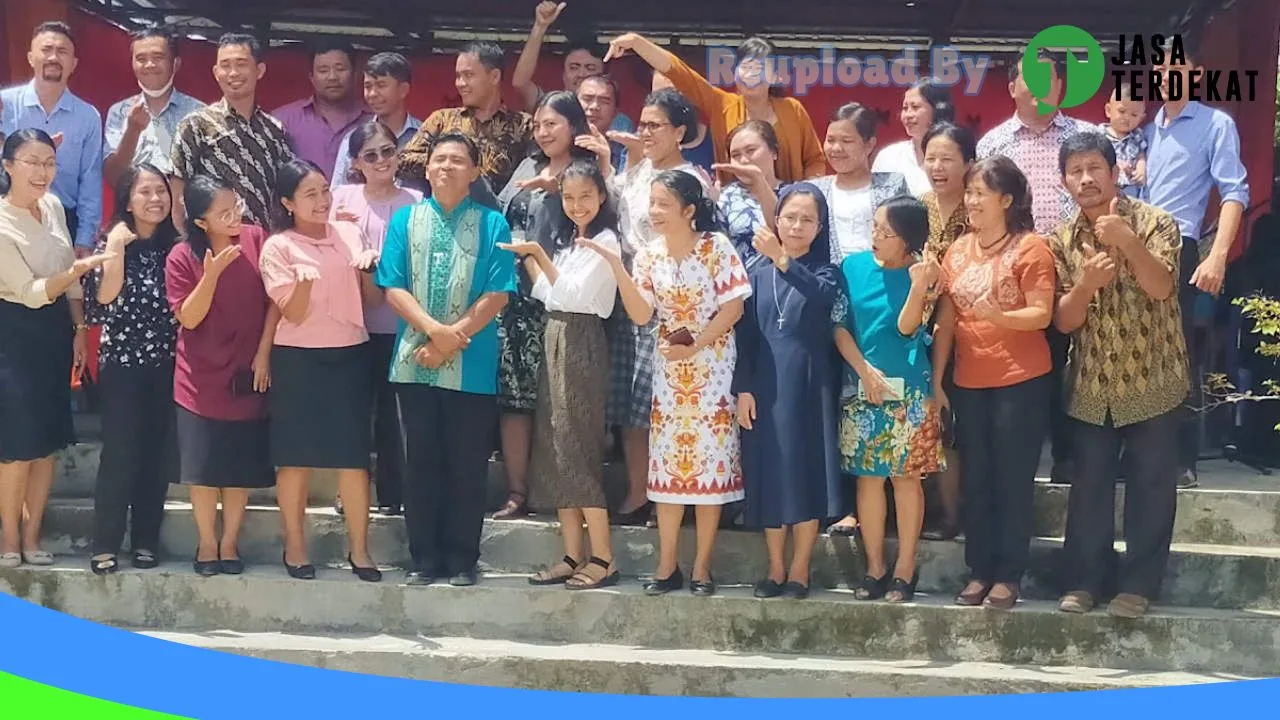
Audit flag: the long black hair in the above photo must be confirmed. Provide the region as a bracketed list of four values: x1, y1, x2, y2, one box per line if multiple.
[111, 163, 180, 250]
[273, 158, 327, 233]
[530, 90, 594, 166]
[543, 158, 619, 253]
[342, 119, 399, 185]
[879, 195, 930, 255]
[0, 128, 57, 196]
[652, 169, 718, 233]
[966, 155, 1035, 235]
[908, 78, 956, 126]
[182, 174, 236, 259]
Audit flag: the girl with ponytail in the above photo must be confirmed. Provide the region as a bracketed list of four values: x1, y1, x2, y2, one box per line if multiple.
[583, 169, 752, 598]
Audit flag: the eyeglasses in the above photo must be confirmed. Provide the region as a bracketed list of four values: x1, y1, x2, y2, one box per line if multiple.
[636, 121, 672, 134]
[13, 157, 57, 172]
[872, 224, 901, 240]
[215, 198, 246, 225]
[358, 145, 398, 164]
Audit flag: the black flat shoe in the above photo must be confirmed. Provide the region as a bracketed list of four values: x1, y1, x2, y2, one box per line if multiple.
[377, 504, 403, 516]
[449, 568, 478, 586]
[348, 554, 382, 583]
[404, 570, 434, 586]
[283, 551, 315, 580]
[690, 576, 716, 597]
[643, 567, 684, 596]
[612, 501, 653, 526]
[218, 558, 244, 575]
[783, 581, 810, 599]
[193, 558, 220, 577]
[91, 554, 119, 576]
[854, 573, 891, 600]
[753, 578, 784, 599]
[132, 549, 159, 570]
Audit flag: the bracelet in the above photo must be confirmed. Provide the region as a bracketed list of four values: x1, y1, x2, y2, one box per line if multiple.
[73, 323, 89, 332]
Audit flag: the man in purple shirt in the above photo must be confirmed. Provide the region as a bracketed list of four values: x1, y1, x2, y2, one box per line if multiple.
[1143, 38, 1250, 487]
[273, 41, 371, 179]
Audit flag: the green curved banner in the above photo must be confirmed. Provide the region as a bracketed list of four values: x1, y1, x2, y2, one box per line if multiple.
[0, 671, 190, 719]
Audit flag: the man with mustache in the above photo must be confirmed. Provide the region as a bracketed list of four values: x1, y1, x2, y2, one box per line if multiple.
[103, 26, 205, 187]
[1050, 131, 1187, 619]
[0, 21, 102, 255]
[273, 41, 371, 181]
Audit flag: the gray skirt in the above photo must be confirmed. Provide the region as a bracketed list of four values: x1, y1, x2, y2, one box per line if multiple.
[529, 311, 609, 510]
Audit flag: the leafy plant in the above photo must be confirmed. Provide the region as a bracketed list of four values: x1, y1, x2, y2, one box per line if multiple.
[1205, 295, 1280, 430]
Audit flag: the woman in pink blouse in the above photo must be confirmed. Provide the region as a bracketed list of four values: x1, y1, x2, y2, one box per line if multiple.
[260, 159, 382, 582]
[332, 120, 422, 517]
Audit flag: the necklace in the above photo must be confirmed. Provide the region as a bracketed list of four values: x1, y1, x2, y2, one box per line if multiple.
[772, 266, 796, 330]
[978, 231, 1012, 253]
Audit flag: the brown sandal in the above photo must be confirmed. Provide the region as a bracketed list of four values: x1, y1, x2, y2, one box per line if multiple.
[493, 491, 528, 520]
[528, 555, 580, 586]
[566, 556, 620, 590]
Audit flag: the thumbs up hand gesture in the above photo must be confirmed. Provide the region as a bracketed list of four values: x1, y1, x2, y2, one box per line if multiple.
[1094, 196, 1137, 253]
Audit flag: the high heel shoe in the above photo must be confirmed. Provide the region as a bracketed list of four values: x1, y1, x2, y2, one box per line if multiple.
[348, 554, 382, 583]
[643, 567, 684, 596]
[283, 551, 315, 580]
[885, 570, 920, 603]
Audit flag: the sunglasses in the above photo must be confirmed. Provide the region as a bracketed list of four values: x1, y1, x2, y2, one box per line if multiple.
[358, 145, 398, 164]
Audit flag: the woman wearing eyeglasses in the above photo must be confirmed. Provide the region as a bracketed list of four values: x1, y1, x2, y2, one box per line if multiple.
[332, 120, 422, 517]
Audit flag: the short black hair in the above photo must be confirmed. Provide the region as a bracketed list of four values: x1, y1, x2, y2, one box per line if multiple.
[1058, 131, 1118, 175]
[33, 21, 74, 45]
[922, 122, 977, 163]
[365, 51, 412, 84]
[1009, 49, 1062, 82]
[428, 132, 481, 166]
[129, 26, 179, 57]
[310, 39, 355, 69]
[564, 37, 606, 61]
[578, 74, 620, 105]
[460, 41, 505, 73]
[217, 33, 263, 63]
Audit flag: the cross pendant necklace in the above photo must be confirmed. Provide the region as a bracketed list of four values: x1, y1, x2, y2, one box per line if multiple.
[773, 269, 795, 330]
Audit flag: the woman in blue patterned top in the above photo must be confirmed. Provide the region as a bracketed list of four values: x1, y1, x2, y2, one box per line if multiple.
[714, 120, 780, 273]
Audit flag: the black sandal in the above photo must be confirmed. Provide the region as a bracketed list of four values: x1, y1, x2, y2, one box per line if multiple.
[528, 555, 580, 586]
[854, 573, 891, 600]
[885, 571, 920, 603]
[565, 556, 620, 590]
[90, 554, 119, 576]
[132, 549, 159, 570]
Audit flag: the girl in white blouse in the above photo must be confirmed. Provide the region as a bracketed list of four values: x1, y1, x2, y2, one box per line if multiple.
[871, 79, 956, 198]
[0, 129, 113, 568]
[500, 159, 622, 590]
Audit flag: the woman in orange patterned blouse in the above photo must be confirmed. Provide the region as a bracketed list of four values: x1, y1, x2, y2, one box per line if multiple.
[584, 170, 751, 599]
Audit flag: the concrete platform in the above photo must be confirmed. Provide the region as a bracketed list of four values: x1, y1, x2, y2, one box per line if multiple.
[3, 564, 1280, 676]
[140, 629, 1246, 697]
[33, 501, 1280, 610]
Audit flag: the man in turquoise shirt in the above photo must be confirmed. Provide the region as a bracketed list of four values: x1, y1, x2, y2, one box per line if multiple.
[376, 132, 516, 587]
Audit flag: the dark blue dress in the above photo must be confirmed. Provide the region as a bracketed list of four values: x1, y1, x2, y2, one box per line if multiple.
[734, 259, 843, 528]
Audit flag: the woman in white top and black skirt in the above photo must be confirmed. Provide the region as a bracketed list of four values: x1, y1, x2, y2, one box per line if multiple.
[501, 159, 622, 589]
[0, 129, 113, 568]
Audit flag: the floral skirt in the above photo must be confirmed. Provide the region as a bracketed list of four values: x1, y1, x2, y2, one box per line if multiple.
[497, 293, 546, 413]
[839, 384, 945, 478]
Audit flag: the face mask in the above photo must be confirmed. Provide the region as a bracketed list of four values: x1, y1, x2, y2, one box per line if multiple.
[139, 75, 174, 99]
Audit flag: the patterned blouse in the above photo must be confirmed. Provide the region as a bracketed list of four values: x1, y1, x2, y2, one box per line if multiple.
[84, 235, 178, 369]
[399, 106, 533, 195]
[718, 181, 772, 273]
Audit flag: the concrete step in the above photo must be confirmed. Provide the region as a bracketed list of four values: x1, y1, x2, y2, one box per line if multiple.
[138, 629, 1246, 696]
[53, 440, 1280, 548]
[4, 563, 1278, 676]
[35, 501, 1280, 611]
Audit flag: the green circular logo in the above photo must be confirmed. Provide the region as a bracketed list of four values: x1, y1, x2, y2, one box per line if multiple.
[1023, 25, 1105, 112]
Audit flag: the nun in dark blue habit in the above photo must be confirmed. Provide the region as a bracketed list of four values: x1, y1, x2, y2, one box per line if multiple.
[732, 181, 843, 600]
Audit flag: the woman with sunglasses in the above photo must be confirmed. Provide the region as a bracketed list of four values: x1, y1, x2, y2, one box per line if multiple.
[332, 120, 422, 517]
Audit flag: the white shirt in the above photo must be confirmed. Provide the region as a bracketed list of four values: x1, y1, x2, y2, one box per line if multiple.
[829, 184, 874, 258]
[530, 228, 620, 318]
[872, 140, 930, 197]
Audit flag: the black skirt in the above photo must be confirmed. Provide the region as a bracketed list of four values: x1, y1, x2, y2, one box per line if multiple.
[0, 298, 75, 462]
[269, 343, 372, 470]
[175, 405, 274, 488]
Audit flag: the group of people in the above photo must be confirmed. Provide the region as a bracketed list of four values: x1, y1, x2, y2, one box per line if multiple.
[0, 3, 1251, 620]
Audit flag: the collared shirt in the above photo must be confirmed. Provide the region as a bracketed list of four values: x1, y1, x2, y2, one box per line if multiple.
[1049, 196, 1188, 426]
[260, 222, 371, 349]
[1099, 122, 1146, 190]
[84, 235, 178, 369]
[976, 112, 1091, 236]
[1142, 101, 1250, 240]
[398, 106, 533, 194]
[530, 229, 619, 318]
[608, 112, 633, 171]
[104, 90, 205, 176]
[330, 114, 423, 190]
[272, 96, 372, 179]
[0, 82, 103, 248]
[171, 98, 294, 229]
[0, 193, 80, 307]
[375, 195, 518, 395]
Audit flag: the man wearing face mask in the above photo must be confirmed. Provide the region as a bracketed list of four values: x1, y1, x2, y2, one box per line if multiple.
[273, 41, 371, 180]
[0, 21, 102, 254]
[103, 27, 205, 188]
